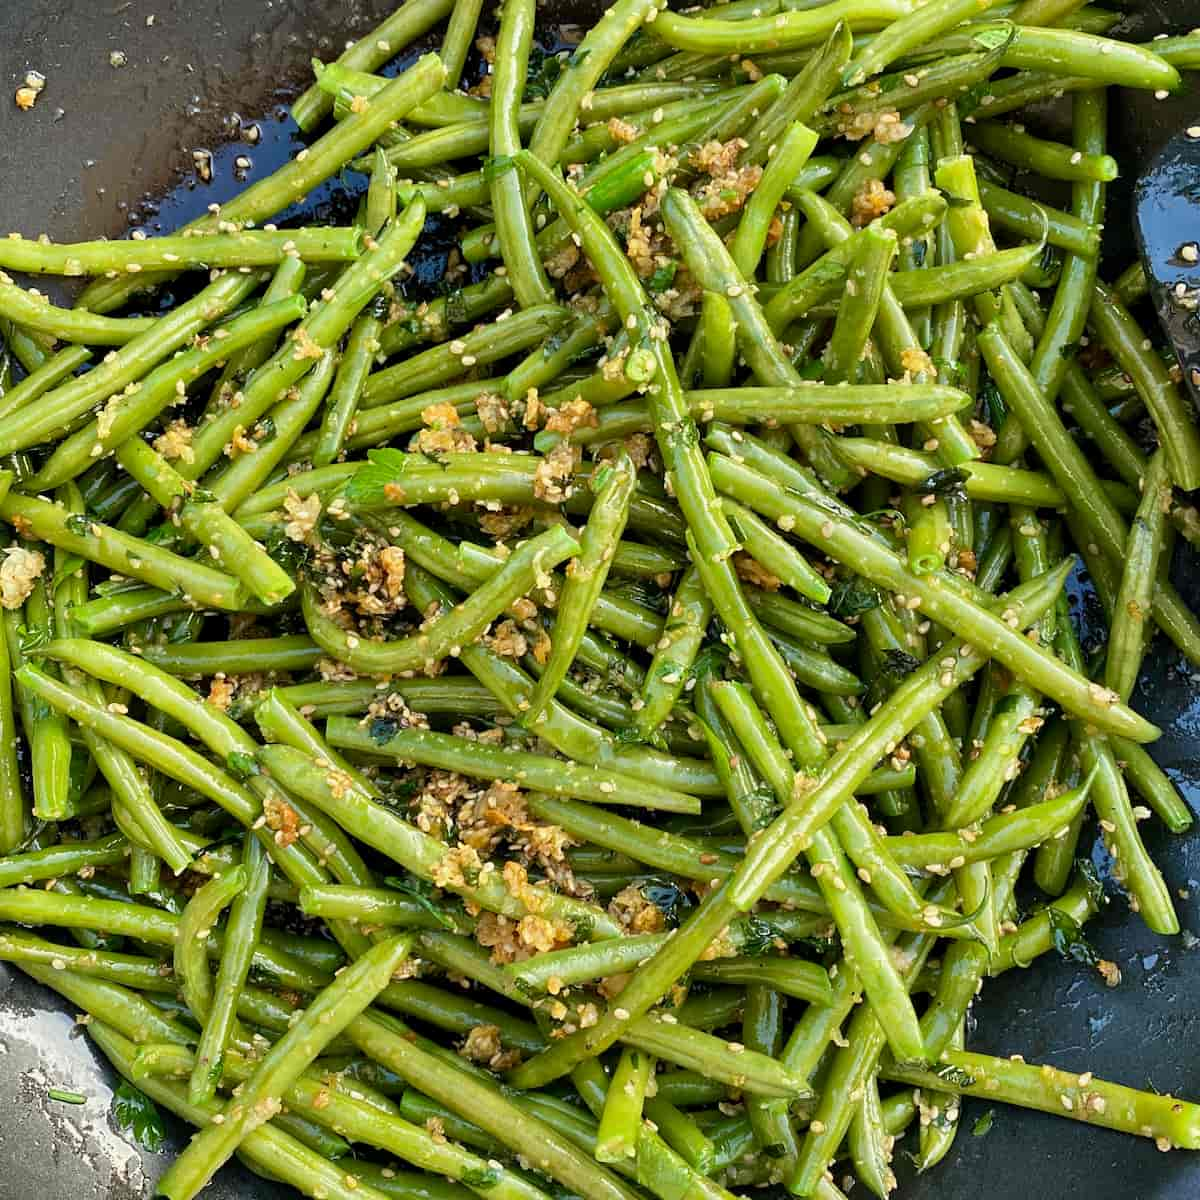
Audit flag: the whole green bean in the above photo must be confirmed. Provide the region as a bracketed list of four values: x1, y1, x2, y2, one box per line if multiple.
[0, 270, 263, 455]
[526, 454, 636, 726]
[157, 935, 413, 1200]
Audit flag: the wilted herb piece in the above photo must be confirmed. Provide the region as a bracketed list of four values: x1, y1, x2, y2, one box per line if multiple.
[523, 47, 564, 100]
[344, 447, 411, 506]
[65, 512, 93, 537]
[265, 522, 312, 578]
[225, 751, 260, 780]
[640, 879, 692, 926]
[738, 915, 787, 957]
[1047, 908, 1100, 966]
[53, 555, 85, 592]
[980, 375, 1006, 428]
[17, 622, 51, 656]
[112, 1081, 166, 1153]
[1077, 857, 1107, 909]
[880, 648, 921, 681]
[973, 25, 1011, 50]
[830, 576, 881, 618]
[384, 873, 460, 931]
[462, 1167, 501, 1189]
[369, 715, 401, 746]
[973, 1109, 995, 1137]
[916, 467, 969, 502]
[647, 261, 678, 293]
[935, 1064, 976, 1088]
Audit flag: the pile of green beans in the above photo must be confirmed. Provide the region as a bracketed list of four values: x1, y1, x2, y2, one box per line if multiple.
[0, 1, 1199, 1198]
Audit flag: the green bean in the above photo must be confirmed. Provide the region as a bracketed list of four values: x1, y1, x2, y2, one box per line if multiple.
[0, 343, 91, 424]
[258, 740, 619, 936]
[157, 935, 412, 1200]
[527, 454, 636, 726]
[190, 836, 269, 1104]
[825, 223, 896, 384]
[1110, 736, 1193, 834]
[665, 189, 857, 489]
[1107, 451, 1169, 702]
[987, 24, 1179, 88]
[315, 307, 384, 468]
[790, 921, 939, 1194]
[0, 278, 157, 344]
[0, 493, 246, 612]
[329, 714, 701, 814]
[883, 1048, 1200, 1147]
[97, 1023, 383, 1197]
[175, 865, 246, 1023]
[203, 256, 308, 413]
[826, 437, 1065, 506]
[654, 1, 910, 56]
[691, 956, 832, 1004]
[0, 833, 128, 887]
[978, 323, 1200, 665]
[352, 1012, 643, 1200]
[889, 243, 1046, 309]
[738, 25, 851, 169]
[1060, 593, 1177, 931]
[439, 0, 486, 88]
[4, 595, 72, 823]
[110, 208, 426, 535]
[595, 1048, 653, 1162]
[292, 0, 455, 131]
[848, 1075, 896, 1195]
[299, 885, 473, 934]
[140, 636, 318, 677]
[845, 0, 1005, 85]
[989, 873, 1100, 975]
[1089, 282, 1200, 492]
[115, 437, 294, 606]
[623, 1013, 809, 1097]
[712, 452, 1154, 739]
[29, 298, 307, 493]
[0, 269, 263, 455]
[489, 0, 554, 306]
[733, 122, 820, 277]
[363, 304, 569, 407]
[889, 778, 1094, 870]
[0, 603, 24, 853]
[903, 490, 952, 576]
[23, 963, 196, 1045]
[968, 120, 1117, 182]
[724, 500, 832, 604]
[763, 193, 943, 333]
[934, 155, 1032, 361]
[0, 228, 361, 278]
[0, 928, 178, 992]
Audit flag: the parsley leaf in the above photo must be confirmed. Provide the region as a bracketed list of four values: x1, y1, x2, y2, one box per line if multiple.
[112, 1081, 166, 1154]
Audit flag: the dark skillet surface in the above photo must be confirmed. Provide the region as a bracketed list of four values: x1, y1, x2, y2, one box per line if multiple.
[1, 2, 1199, 1197]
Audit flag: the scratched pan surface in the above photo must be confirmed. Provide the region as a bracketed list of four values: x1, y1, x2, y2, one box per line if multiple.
[1, 1, 1199, 1197]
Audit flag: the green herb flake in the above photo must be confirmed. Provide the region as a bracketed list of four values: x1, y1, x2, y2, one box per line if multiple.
[47, 1087, 86, 1105]
[112, 1081, 166, 1153]
[916, 467, 969, 502]
[1047, 908, 1100, 967]
[972, 1109, 995, 1137]
[829, 576, 881, 618]
[225, 751, 261, 780]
